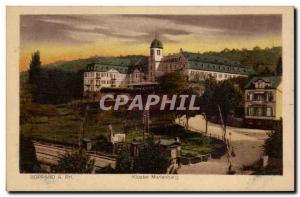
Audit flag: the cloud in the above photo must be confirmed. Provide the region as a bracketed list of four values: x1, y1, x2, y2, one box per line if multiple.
[128, 15, 282, 35]
[20, 14, 282, 47]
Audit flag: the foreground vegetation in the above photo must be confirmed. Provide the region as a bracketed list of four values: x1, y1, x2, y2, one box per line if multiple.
[20, 103, 214, 157]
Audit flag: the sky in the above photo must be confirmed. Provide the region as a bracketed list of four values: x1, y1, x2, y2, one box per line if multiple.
[20, 14, 282, 71]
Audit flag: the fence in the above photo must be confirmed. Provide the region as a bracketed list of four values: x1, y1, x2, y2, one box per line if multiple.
[33, 141, 117, 172]
[187, 125, 224, 142]
[180, 153, 212, 165]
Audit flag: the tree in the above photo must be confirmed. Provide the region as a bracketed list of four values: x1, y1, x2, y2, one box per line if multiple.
[199, 77, 218, 133]
[30, 68, 84, 104]
[20, 134, 41, 173]
[202, 46, 282, 75]
[178, 86, 201, 132]
[93, 135, 113, 154]
[157, 71, 188, 94]
[28, 51, 41, 84]
[55, 151, 95, 173]
[253, 46, 261, 51]
[264, 119, 282, 159]
[115, 146, 132, 173]
[213, 80, 242, 139]
[133, 140, 170, 173]
[276, 56, 282, 76]
[207, 80, 242, 173]
[260, 66, 274, 76]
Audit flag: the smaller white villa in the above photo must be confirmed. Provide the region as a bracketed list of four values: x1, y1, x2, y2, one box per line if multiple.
[84, 64, 144, 92]
[244, 76, 282, 127]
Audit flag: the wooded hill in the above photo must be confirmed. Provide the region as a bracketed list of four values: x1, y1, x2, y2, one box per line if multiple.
[42, 46, 282, 75]
[202, 46, 282, 75]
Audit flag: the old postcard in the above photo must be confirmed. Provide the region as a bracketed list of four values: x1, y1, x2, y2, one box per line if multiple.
[6, 6, 294, 191]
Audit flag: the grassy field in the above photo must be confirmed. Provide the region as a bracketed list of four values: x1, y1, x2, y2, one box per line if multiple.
[20, 103, 213, 157]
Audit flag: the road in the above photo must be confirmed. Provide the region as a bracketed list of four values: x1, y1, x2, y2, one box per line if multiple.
[176, 115, 270, 174]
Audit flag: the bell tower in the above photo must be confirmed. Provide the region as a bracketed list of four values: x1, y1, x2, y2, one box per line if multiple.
[148, 36, 163, 82]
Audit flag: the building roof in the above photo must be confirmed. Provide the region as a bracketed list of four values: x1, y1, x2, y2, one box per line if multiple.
[86, 56, 147, 74]
[182, 52, 243, 67]
[182, 52, 252, 75]
[244, 76, 282, 89]
[150, 38, 163, 49]
[87, 63, 129, 74]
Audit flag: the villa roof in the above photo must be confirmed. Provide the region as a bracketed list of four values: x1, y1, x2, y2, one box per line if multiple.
[244, 76, 282, 89]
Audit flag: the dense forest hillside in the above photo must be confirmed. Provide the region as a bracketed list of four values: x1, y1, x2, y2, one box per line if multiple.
[202, 46, 282, 75]
[43, 55, 148, 72]
[42, 47, 282, 75]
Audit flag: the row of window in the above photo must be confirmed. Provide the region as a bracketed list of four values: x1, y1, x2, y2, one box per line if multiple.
[164, 57, 182, 63]
[85, 72, 121, 79]
[167, 64, 181, 70]
[254, 81, 270, 89]
[190, 63, 246, 73]
[85, 79, 116, 85]
[246, 92, 274, 102]
[190, 70, 237, 79]
[246, 106, 274, 117]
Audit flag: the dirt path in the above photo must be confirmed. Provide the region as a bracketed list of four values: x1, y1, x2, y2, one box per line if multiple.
[176, 115, 270, 174]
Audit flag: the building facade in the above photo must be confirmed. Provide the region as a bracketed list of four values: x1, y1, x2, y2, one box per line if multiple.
[84, 38, 251, 93]
[244, 76, 282, 127]
[84, 63, 145, 92]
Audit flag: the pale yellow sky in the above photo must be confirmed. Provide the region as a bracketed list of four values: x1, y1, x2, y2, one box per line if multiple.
[20, 15, 282, 71]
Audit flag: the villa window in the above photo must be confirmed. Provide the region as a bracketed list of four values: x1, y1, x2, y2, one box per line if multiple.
[257, 107, 263, 116]
[253, 94, 265, 101]
[256, 81, 266, 89]
[247, 107, 254, 116]
[266, 107, 273, 116]
[268, 92, 274, 101]
[157, 50, 160, 55]
[246, 93, 250, 101]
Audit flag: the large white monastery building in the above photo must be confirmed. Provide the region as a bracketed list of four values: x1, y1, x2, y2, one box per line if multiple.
[84, 38, 251, 93]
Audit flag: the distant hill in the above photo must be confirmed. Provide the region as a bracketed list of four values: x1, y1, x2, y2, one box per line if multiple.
[42, 47, 282, 75]
[202, 46, 282, 74]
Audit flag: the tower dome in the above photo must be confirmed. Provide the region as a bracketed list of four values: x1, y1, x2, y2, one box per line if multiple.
[150, 38, 163, 49]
